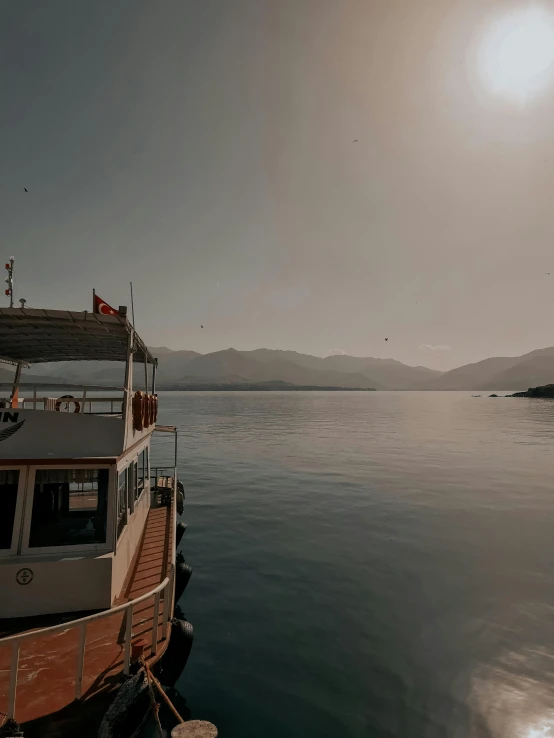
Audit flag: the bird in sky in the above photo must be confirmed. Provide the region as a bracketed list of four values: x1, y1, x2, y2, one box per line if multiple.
[385, 337, 388, 341]
[353, 139, 358, 143]
[23, 188, 28, 192]
[200, 325, 204, 328]
[546, 272, 551, 275]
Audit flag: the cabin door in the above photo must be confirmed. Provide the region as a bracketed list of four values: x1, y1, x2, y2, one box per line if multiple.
[0, 467, 27, 557]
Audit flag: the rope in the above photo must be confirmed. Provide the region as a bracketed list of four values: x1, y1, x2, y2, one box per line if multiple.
[141, 659, 164, 738]
[145, 662, 185, 724]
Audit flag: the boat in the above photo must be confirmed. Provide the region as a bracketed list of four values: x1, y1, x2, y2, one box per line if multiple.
[0, 302, 192, 737]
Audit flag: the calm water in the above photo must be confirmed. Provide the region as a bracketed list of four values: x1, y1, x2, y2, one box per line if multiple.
[152, 391, 554, 738]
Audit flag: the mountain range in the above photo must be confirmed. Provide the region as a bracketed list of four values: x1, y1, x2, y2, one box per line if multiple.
[415, 346, 554, 391]
[7, 345, 554, 391]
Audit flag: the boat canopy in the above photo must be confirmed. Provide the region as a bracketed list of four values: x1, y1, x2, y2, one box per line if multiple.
[0, 308, 155, 365]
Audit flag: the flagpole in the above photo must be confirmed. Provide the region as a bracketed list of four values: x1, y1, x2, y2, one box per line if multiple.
[129, 282, 135, 328]
[93, 288, 96, 314]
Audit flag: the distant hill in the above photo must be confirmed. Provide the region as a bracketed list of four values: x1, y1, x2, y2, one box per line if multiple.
[481, 355, 554, 391]
[18, 347, 438, 390]
[0, 365, 68, 390]
[16, 349, 202, 387]
[321, 354, 441, 390]
[0, 366, 17, 383]
[242, 349, 440, 389]
[24, 360, 127, 385]
[417, 346, 554, 391]
[415, 357, 513, 391]
[246, 349, 330, 371]
[153, 350, 201, 384]
[163, 380, 376, 391]
[12, 345, 554, 392]
[173, 349, 381, 389]
[147, 346, 176, 356]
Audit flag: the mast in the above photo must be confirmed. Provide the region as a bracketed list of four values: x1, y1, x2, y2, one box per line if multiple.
[5, 257, 14, 308]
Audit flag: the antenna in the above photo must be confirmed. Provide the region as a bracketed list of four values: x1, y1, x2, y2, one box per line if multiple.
[4, 257, 14, 308]
[129, 281, 135, 327]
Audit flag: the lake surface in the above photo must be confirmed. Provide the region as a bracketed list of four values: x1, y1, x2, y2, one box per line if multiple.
[152, 391, 554, 738]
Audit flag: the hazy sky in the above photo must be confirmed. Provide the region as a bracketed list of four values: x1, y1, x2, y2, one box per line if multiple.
[2, 0, 554, 370]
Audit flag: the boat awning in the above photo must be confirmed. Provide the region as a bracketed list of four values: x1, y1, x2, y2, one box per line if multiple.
[0, 308, 156, 365]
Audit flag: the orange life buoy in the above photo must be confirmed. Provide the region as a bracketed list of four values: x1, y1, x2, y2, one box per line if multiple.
[144, 394, 152, 427]
[142, 392, 148, 429]
[133, 391, 145, 431]
[55, 395, 81, 413]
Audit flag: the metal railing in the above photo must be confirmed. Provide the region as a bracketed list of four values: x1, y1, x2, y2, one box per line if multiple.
[0, 566, 174, 719]
[150, 466, 177, 484]
[20, 392, 125, 415]
[0, 383, 126, 416]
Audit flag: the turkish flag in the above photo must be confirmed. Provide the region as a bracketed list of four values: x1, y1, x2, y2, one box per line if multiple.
[93, 293, 118, 316]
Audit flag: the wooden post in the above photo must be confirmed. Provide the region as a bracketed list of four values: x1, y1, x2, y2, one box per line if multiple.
[131, 638, 147, 661]
[171, 721, 218, 738]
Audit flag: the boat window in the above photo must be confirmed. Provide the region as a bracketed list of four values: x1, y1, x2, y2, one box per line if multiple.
[137, 449, 146, 499]
[0, 470, 19, 550]
[29, 469, 109, 548]
[117, 470, 127, 539]
[127, 464, 135, 513]
[133, 460, 141, 502]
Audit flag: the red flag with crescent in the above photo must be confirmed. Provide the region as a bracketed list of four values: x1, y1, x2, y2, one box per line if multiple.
[93, 293, 118, 316]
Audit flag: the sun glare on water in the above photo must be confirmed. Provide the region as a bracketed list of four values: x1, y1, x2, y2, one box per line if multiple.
[526, 724, 553, 738]
[479, 6, 554, 102]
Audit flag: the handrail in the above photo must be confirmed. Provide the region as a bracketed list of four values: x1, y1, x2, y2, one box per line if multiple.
[0, 383, 125, 391]
[21, 396, 123, 403]
[0, 575, 170, 647]
[19, 394, 125, 415]
[150, 466, 176, 475]
[0, 570, 174, 719]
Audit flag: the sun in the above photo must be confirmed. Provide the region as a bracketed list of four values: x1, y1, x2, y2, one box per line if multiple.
[479, 6, 554, 102]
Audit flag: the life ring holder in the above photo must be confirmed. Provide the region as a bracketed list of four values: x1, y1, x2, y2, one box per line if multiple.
[55, 395, 81, 413]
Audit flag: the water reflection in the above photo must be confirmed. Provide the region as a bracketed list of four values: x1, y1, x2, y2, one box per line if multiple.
[470, 651, 554, 737]
[154, 391, 554, 738]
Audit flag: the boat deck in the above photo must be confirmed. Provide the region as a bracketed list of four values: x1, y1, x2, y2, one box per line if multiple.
[0, 504, 173, 735]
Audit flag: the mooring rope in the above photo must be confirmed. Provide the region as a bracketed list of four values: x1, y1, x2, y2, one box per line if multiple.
[141, 660, 164, 738]
[144, 661, 185, 725]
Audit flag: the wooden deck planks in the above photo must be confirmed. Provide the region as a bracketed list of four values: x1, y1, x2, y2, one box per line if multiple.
[0, 503, 173, 728]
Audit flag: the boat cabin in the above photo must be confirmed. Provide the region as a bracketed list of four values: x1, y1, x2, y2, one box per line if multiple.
[0, 307, 170, 619]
